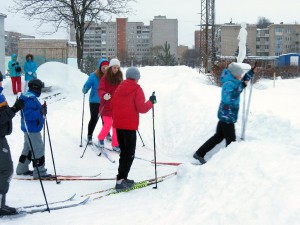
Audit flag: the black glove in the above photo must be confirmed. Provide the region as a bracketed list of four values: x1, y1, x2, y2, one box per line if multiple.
[40, 102, 47, 116]
[0, 73, 3, 82]
[11, 98, 25, 113]
[11, 63, 15, 67]
[149, 95, 157, 104]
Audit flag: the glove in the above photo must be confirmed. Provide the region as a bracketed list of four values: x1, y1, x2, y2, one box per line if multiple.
[40, 102, 47, 116]
[28, 72, 32, 75]
[11, 98, 25, 113]
[149, 95, 157, 104]
[82, 86, 88, 94]
[11, 63, 15, 67]
[103, 93, 111, 100]
[0, 73, 3, 82]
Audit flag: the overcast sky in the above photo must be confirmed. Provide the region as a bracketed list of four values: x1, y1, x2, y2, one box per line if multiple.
[2, 0, 300, 48]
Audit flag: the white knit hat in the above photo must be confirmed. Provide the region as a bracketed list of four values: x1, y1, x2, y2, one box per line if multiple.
[228, 62, 244, 77]
[109, 58, 120, 67]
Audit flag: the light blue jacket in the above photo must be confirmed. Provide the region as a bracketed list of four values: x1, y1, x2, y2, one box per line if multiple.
[24, 60, 37, 81]
[82, 73, 100, 103]
[217, 69, 254, 124]
[8, 54, 21, 77]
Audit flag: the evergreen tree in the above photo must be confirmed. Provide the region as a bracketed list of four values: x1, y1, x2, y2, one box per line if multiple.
[157, 42, 177, 66]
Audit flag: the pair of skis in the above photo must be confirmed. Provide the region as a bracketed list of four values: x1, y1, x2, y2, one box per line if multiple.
[2, 172, 177, 218]
[13, 172, 115, 181]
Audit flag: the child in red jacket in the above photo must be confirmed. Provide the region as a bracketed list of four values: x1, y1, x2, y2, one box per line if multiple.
[112, 67, 156, 191]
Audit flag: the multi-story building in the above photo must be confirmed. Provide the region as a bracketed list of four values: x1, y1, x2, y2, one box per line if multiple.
[211, 22, 300, 59]
[150, 16, 178, 58]
[214, 23, 257, 58]
[268, 23, 300, 56]
[0, 13, 6, 73]
[72, 16, 178, 65]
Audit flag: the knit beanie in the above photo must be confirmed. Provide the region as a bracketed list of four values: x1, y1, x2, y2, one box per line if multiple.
[126, 67, 140, 80]
[228, 62, 244, 77]
[109, 58, 121, 68]
[0, 87, 7, 107]
[100, 61, 109, 69]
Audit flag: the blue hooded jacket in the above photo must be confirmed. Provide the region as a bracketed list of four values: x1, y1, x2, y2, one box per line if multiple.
[8, 54, 21, 77]
[24, 59, 38, 81]
[217, 68, 254, 124]
[82, 58, 109, 103]
[20, 91, 44, 132]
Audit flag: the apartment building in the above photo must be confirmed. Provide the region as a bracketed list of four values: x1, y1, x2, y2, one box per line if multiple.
[72, 16, 178, 65]
[268, 24, 300, 56]
[150, 16, 178, 57]
[211, 22, 300, 58]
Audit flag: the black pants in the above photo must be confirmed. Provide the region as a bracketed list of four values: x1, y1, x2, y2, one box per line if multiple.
[116, 129, 136, 180]
[0, 138, 13, 198]
[196, 120, 236, 158]
[88, 103, 100, 136]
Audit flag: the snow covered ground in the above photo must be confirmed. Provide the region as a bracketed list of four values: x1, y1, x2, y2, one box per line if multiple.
[1, 62, 299, 225]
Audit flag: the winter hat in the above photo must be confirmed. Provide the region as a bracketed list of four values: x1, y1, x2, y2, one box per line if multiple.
[0, 87, 7, 107]
[109, 58, 120, 68]
[28, 78, 44, 96]
[126, 67, 140, 80]
[228, 62, 244, 77]
[97, 58, 109, 69]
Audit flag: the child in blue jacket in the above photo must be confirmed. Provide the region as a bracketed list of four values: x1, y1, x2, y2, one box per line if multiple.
[193, 62, 257, 164]
[16, 79, 51, 179]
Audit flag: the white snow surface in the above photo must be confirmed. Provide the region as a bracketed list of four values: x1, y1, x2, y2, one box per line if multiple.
[1, 62, 300, 225]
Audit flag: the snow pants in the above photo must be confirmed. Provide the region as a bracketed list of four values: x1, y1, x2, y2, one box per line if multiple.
[10, 76, 21, 94]
[0, 137, 13, 207]
[116, 129, 136, 180]
[196, 120, 236, 158]
[98, 116, 118, 147]
[16, 133, 47, 178]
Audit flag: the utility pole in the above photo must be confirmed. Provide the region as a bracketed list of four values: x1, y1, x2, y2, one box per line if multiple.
[198, 0, 215, 74]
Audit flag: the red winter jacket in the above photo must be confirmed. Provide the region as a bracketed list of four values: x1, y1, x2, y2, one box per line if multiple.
[98, 75, 120, 117]
[112, 79, 153, 130]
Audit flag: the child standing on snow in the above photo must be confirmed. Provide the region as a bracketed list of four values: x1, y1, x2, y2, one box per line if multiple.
[111, 67, 156, 191]
[16, 79, 51, 178]
[97, 58, 123, 152]
[0, 86, 25, 216]
[193, 62, 257, 164]
[82, 58, 110, 144]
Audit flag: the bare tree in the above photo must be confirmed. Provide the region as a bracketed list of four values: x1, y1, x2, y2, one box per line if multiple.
[10, 0, 134, 71]
[257, 17, 273, 29]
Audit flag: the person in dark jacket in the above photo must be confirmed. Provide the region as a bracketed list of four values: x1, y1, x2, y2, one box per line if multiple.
[0, 86, 25, 216]
[193, 62, 257, 164]
[8, 54, 22, 95]
[82, 58, 109, 144]
[111, 67, 155, 191]
[16, 79, 51, 179]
